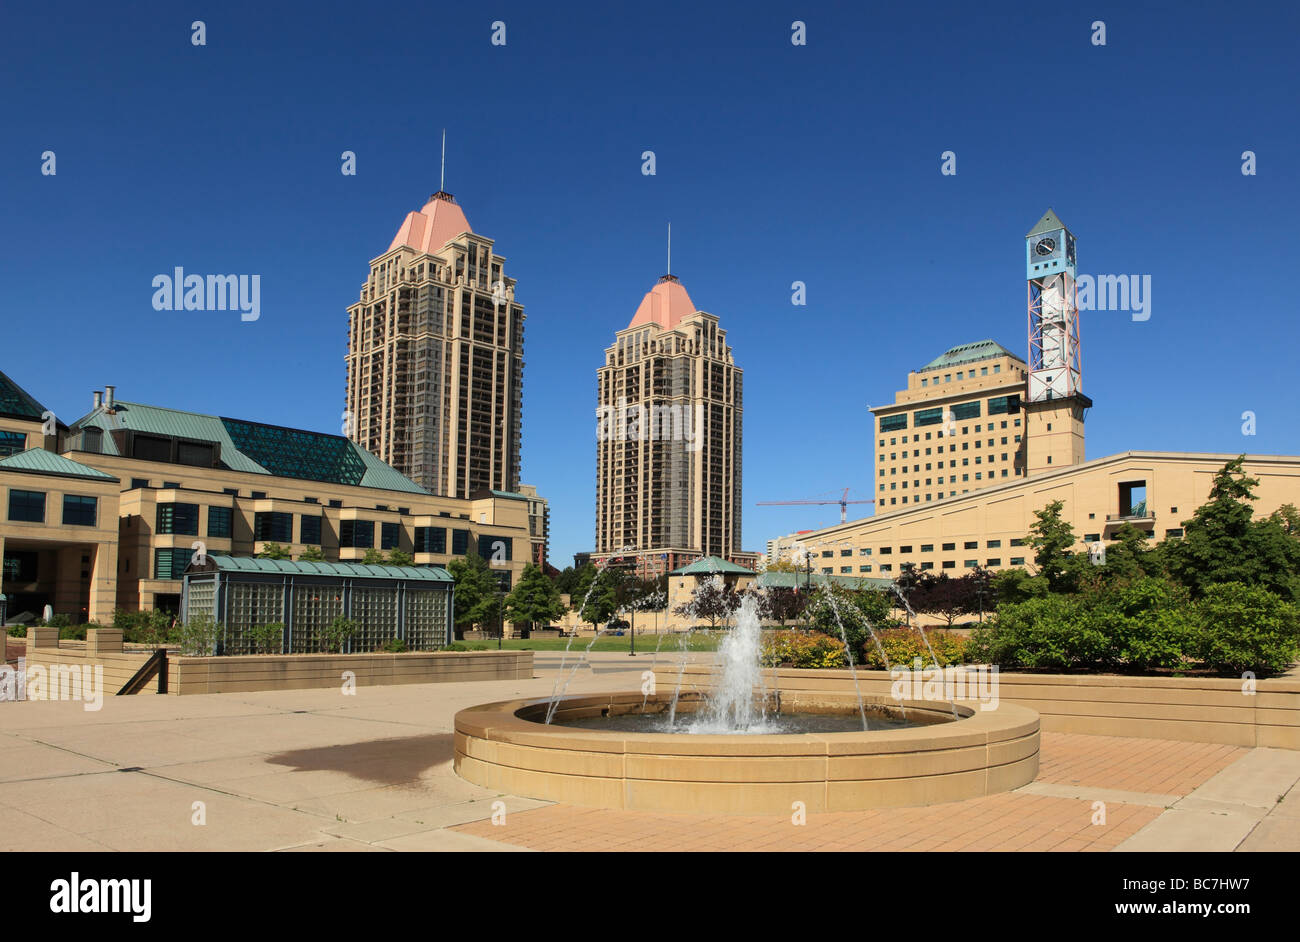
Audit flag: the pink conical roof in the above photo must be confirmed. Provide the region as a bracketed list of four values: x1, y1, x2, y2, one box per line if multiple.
[628, 276, 697, 330]
[388, 192, 472, 254]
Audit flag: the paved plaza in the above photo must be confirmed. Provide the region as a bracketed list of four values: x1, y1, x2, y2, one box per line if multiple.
[2, 652, 1298, 852]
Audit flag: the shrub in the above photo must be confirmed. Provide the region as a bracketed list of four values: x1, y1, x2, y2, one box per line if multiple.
[58, 623, 94, 641]
[1195, 582, 1300, 675]
[1102, 578, 1195, 671]
[178, 614, 222, 656]
[858, 627, 967, 669]
[380, 638, 408, 653]
[804, 586, 900, 660]
[247, 621, 284, 655]
[319, 617, 360, 653]
[761, 630, 847, 669]
[113, 609, 174, 646]
[975, 594, 1110, 671]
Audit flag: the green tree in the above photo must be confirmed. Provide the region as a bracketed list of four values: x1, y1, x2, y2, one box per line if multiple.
[298, 545, 325, 562]
[1165, 456, 1300, 601]
[576, 566, 624, 629]
[447, 552, 501, 631]
[387, 549, 414, 566]
[361, 548, 386, 565]
[503, 564, 565, 634]
[1028, 499, 1081, 592]
[257, 542, 291, 560]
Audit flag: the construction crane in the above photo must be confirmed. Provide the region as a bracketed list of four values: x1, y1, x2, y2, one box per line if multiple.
[756, 488, 875, 525]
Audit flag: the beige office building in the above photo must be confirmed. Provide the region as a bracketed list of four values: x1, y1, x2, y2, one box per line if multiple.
[0, 373, 533, 626]
[592, 275, 751, 578]
[345, 189, 524, 498]
[790, 339, 1300, 576]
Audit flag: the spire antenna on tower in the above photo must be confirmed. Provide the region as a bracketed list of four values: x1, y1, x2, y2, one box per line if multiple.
[667, 222, 671, 276]
[440, 129, 446, 192]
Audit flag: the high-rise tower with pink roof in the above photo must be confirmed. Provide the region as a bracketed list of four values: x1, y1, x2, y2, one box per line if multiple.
[345, 190, 524, 504]
[593, 274, 750, 577]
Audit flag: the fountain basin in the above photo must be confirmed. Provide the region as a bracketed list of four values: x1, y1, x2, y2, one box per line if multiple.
[454, 691, 1040, 814]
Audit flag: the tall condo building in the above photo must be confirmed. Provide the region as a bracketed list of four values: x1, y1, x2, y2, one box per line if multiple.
[345, 190, 524, 498]
[593, 275, 751, 577]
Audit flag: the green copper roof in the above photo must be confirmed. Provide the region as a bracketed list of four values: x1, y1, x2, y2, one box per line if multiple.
[0, 448, 119, 481]
[0, 370, 48, 421]
[669, 556, 756, 576]
[755, 571, 893, 591]
[919, 339, 1021, 373]
[1026, 208, 1068, 237]
[197, 555, 452, 581]
[70, 401, 427, 494]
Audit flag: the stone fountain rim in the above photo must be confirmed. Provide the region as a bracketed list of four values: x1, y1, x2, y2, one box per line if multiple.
[454, 690, 1038, 756]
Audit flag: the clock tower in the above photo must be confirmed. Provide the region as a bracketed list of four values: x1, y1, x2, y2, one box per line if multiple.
[1023, 209, 1090, 476]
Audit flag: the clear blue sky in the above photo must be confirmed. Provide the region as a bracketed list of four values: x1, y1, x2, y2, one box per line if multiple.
[2, 1, 1297, 566]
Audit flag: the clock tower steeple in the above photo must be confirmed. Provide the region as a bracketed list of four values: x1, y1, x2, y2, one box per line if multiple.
[1023, 209, 1091, 476]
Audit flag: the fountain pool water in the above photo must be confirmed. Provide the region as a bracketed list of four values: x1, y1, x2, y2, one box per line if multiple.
[454, 582, 1042, 812]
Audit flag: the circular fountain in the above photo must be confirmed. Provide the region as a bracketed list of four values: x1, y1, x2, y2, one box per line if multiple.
[454, 593, 1040, 813]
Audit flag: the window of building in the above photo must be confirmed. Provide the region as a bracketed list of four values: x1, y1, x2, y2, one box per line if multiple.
[340, 520, 375, 549]
[964, 541, 978, 549]
[300, 514, 323, 545]
[942, 560, 955, 569]
[251, 491, 267, 500]
[840, 566, 852, 573]
[880, 414, 907, 433]
[208, 506, 233, 539]
[860, 547, 872, 556]
[62, 495, 97, 527]
[859, 565, 872, 573]
[157, 502, 199, 536]
[840, 548, 852, 556]
[381, 522, 401, 550]
[899, 545, 913, 554]
[154, 548, 191, 581]
[964, 560, 978, 568]
[1010, 556, 1025, 566]
[1165, 528, 1184, 538]
[451, 528, 470, 555]
[1084, 533, 1100, 543]
[130, 478, 150, 489]
[879, 547, 892, 555]
[914, 407, 943, 427]
[415, 526, 446, 554]
[879, 564, 892, 573]
[986, 558, 1001, 567]
[7, 488, 44, 524]
[254, 511, 293, 543]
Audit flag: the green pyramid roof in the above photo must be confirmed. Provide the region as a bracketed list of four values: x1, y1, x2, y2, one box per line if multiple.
[69, 401, 426, 494]
[0, 448, 118, 482]
[0, 370, 48, 421]
[669, 556, 756, 576]
[1026, 209, 1068, 237]
[919, 339, 1022, 373]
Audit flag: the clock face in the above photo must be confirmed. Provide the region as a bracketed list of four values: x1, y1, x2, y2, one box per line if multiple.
[1034, 237, 1057, 257]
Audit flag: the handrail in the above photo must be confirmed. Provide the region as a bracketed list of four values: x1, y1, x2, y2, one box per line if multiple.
[118, 648, 168, 695]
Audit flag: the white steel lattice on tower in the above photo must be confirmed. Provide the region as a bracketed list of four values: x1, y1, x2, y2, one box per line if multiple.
[1025, 210, 1081, 402]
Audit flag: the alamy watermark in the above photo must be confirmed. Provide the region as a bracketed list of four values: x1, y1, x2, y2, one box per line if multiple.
[596, 398, 705, 451]
[0, 658, 104, 711]
[1075, 273, 1151, 322]
[151, 268, 260, 321]
[889, 659, 1000, 711]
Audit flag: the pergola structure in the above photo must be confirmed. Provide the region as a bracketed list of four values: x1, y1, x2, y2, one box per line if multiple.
[182, 556, 454, 654]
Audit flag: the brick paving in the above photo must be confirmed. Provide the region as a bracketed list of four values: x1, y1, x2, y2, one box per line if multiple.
[451, 732, 1239, 851]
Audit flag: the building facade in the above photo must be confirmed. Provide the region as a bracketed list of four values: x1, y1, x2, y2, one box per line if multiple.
[345, 190, 524, 498]
[592, 275, 751, 578]
[869, 340, 1032, 510]
[0, 376, 533, 625]
[788, 451, 1300, 578]
[788, 210, 1300, 579]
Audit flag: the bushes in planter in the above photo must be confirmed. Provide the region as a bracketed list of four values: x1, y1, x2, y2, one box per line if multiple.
[1196, 582, 1300, 674]
[968, 578, 1299, 675]
[858, 627, 967, 669]
[761, 630, 847, 669]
